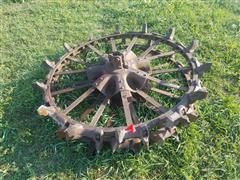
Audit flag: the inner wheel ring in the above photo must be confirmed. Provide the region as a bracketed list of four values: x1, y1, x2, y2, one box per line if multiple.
[36, 26, 211, 153]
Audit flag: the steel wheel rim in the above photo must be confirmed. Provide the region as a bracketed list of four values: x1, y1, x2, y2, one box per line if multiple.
[36, 26, 211, 153]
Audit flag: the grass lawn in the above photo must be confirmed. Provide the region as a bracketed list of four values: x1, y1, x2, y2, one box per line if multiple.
[0, 0, 240, 179]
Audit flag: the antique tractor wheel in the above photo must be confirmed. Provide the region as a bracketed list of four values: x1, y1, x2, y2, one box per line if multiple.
[35, 25, 211, 153]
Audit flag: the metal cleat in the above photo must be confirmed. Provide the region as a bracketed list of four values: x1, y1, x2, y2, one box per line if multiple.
[44, 59, 55, 69]
[64, 42, 72, 52]
[166, 27, 175, 40]
[142, 23, 148, 34]
[186, 40, 198, 53]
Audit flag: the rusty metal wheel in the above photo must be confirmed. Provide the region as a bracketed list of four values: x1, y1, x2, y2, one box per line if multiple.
[35, 25, 211, 153]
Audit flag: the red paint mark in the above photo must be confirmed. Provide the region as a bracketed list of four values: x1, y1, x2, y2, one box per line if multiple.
[125, 124, 136, 133]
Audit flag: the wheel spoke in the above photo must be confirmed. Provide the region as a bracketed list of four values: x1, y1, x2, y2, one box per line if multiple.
[126, 36, 138, 53]
[151, 87, 180, 99]
[139, 40, 160, 57]
[147, 75, 187, 91]
[94, 74, 113, 92]
[63, 87, 95, 114]
[136, 89, 167, 113]
[151, 67, 191, 75]
[87, 44, 105, 57]
[67, 56, 85, 64]
[149, 76, 187, 90]
[129, 102, 139, 124]
[128, 68, 188, 91]
[138, 50, 178, 63]
[54, 69, 86, 75]
[120, 90, 139, 125]
[90, 97, 109, 126]
[110, 37, 117, 52]
[81, 93, 104, 120]
[147, 39, 155, 47]
[51, 81, 90, 96]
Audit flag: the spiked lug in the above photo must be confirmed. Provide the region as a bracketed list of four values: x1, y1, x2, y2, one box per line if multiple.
[63, 42, 72, 52]
[35, 27, 210, 153]
[110, 139, 119, 153]
[150, 127, 177, 144]
[186, 40, 199, 53]
[89, 33, 94, 41]
[166, 27, 175, 40]
[116, 129, 126, 144]
[188, 88, 208, 104]
[142, 23, 148, 33]
[33, 81, 47, 91]
[56, 128, 67, 139]
[176, 105, 191, 126]
[192, 58, 212, 76]
[44, 59, 55, 69]
[186, 105, 198, 122]
[142, 137, 150, 150]
[115, 24, 120, 34]
[196, 62, 212, 77]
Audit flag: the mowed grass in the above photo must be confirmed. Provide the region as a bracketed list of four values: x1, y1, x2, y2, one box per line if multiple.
[0, 0, 240, 179]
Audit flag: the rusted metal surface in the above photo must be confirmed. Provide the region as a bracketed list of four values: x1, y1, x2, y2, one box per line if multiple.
[35, 25, 211, 153]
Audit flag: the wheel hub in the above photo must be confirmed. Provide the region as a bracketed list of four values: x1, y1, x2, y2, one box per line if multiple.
[87, 50, 149, 97]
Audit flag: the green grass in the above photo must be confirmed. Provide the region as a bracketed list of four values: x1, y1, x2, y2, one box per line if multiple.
[0, 0, 240, 179]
